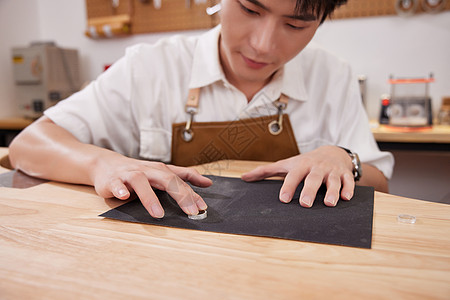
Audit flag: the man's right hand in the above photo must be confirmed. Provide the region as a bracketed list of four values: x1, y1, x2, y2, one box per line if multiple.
[92, 153, 211, 218]
[9, 116, 211, 219]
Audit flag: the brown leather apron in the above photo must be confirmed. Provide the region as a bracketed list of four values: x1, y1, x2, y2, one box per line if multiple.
[171, 88, 300, 167]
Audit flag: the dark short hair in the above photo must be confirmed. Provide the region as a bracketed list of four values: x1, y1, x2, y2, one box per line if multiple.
[295, 0, 348, 23]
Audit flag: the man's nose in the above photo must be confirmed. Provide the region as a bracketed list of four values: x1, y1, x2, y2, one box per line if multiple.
[249, 20, 278, 55]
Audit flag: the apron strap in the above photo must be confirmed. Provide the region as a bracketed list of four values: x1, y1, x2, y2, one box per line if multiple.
[182, 88, 201, 142]
[269, 94, 289, 135]
[185, 88, 201, 113]
[186, 88, 289, 111]
[182, 88, 290, 141]
[278, 94, 289, 107]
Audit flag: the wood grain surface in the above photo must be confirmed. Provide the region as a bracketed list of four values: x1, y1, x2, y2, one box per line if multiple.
[371, 123, 450, 143]
[0, 118, 33, 131]
[0, 148, 449, 299]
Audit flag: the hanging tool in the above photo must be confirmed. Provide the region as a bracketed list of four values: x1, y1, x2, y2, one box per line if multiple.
[206, 3, 221, 15]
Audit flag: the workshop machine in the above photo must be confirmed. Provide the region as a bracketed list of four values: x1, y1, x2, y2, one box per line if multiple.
[387, 73, 434, 128]
[12, 42, 80, 119]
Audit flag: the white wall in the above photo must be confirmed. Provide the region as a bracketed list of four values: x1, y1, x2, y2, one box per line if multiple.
[1, 0, 449, 120]
[313, 12, 450, 119]
[35, 0, 205, 86]
[0, 0, 40, 117]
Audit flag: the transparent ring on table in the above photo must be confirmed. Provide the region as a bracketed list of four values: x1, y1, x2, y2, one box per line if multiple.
[397, 214, 416, 224]
[188, 209, 207, 220]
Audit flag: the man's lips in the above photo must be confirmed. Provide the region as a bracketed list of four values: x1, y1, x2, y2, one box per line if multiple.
[241, 54, 269, 69]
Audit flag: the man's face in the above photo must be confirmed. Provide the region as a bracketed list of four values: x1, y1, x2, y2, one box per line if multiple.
[219, 0, 321, 90]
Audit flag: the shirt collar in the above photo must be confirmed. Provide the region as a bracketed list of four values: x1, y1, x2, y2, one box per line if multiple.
[281, 58, 308, 102]
[189, 25, 225, 88]
[189, 25, 308, 103]
[258, 62, 308, 103]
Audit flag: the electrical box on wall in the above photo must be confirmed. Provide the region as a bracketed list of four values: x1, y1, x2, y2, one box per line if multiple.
[12, 42, 81, 119]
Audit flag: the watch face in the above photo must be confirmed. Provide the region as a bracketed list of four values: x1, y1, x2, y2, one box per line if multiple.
[355, 162, 362, 181]
[350, 152, 362, 181]
[339, 147, 362, 181]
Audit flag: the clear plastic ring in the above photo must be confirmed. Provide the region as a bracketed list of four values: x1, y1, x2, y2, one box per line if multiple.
[397, 214, 416, 224]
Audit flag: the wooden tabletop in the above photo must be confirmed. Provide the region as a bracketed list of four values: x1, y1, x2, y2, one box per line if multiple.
[0, 117, 34, 130]
[0, 147, 449, 299]
[370, 122, 450, 143]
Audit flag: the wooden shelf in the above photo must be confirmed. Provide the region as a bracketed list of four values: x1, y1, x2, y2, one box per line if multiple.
[0, 117, 34, 131]
[371, 121, 450, 144]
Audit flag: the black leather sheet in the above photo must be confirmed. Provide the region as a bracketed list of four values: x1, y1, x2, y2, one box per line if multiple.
[100, 175, 374, 248]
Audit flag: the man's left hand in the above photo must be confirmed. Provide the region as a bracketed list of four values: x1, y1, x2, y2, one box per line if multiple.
[241, 145, 355, 207]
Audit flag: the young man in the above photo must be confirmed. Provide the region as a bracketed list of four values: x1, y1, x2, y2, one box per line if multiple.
[9, 0, 394, 219]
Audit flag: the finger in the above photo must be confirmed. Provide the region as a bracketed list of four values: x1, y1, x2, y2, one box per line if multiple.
[279, 168, 309, 203]
[299, 169, 324, 208]
[340, 172, 355, 201]
[110, 179, 131, 200]
[125, 172, 165, 218]
[162, 174, 207, 215]
[146, 168, 207, 215]
[324, 172, 341, 207]
[166, 165, 213, 187]
[241, 162, 287, 182]
[166, 166, 209, 211]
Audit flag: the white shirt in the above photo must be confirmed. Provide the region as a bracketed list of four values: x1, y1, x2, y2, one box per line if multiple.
[45, 25, 394, 179]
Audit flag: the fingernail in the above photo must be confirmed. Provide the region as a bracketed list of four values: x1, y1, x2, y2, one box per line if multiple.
[196, 199, 208, 210]
[203, 178, 213, 187]
[118, 188, 128, 197]
[186, 203, 199, 215]
[280, 193, 290, 203]
[151, 204, 164, 218]
[325, 196, 337, 206]
[301, 196, 313, 207]
[344, 193, 352, 200]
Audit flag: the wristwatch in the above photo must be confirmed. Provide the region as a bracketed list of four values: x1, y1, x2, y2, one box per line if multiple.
[339, 147, 363, 181]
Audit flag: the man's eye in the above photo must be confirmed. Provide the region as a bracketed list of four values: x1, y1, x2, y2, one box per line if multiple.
[287, 24, 306, 30]
[239, 2, 259, 15]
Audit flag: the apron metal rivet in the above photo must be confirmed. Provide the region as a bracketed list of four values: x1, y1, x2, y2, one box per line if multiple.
[182, 129, 194, 142]
[268, 120, 283, 135]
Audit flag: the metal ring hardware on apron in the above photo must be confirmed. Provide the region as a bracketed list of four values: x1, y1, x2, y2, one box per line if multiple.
[171, 88, 300, 167]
